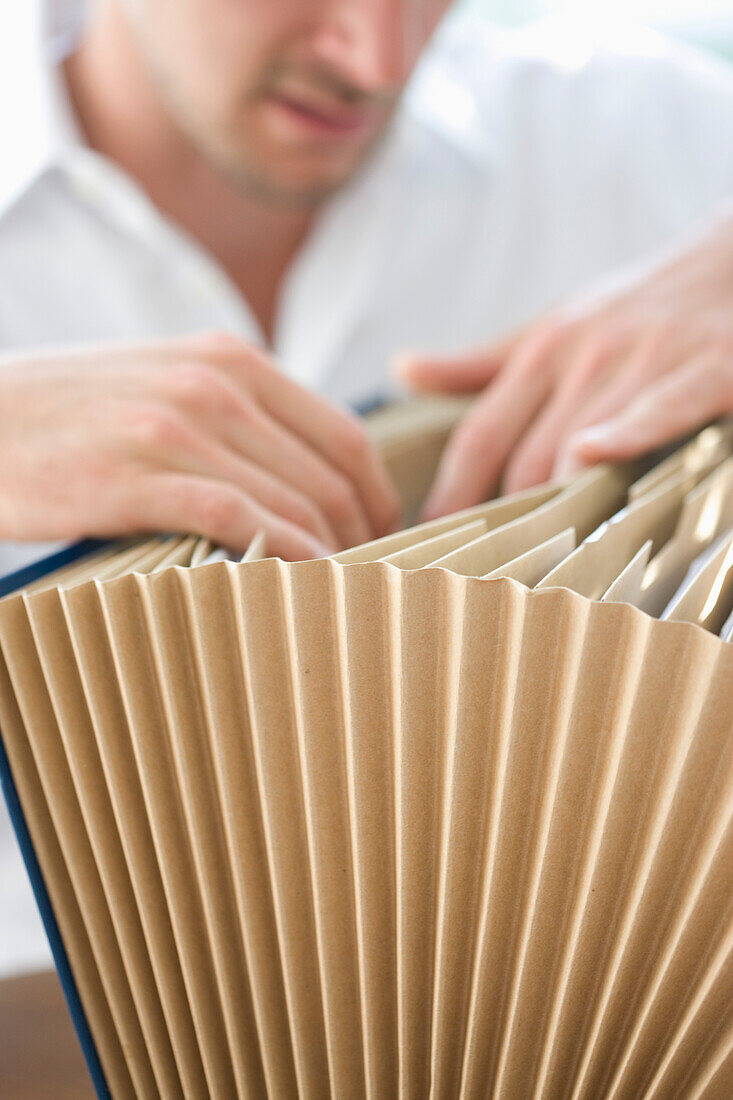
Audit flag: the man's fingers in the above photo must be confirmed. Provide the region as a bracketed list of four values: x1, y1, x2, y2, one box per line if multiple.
[501, 332, 630, 493]
[119, 401, 342, 549]
[419, 323, 571, 517]
[562, 353, 733, 468]
[395, 347, 506, 395]
[395, 320, 563, 397]
[215, 343, 400, 538]
[421, 367, 553, 519]
[264, 390, 400, 539]
[226, 407, 373, 548]
[154, 367, 374, 548]
[551, 329, 703, 477]
[132, 472, 333, 560]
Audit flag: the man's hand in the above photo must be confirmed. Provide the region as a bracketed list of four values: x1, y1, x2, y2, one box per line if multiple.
[398, 211, 733, 519]
[0, 333, 400, 559]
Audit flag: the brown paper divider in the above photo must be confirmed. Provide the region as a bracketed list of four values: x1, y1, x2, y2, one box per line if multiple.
[536, 469, 696, 599]
[0, 594, 158, 1097]
[198, 547, 232, 565]
[96, 573, 241, 1097]
[601, 540, 652, 604]
[690, 1037, 733, 1099]
[150, 533, 198, 572]
[380, 519, 486, 568]
[181, 563, 299, 1097]
[136, 568, 270, 1094]
[58, 579, 210, 1096]
[17, 540, 139, 596]
[241, 528, 267, 562]
[337, 563, 399, 1098]
[4, 555, 733, 1097]
[661, 529, 733, 632]
[628, 420, 733, 502]
[571, 634, 733, 1100]
[275, 559, 367, 1096]
[393, 566, 467, 1097]
[721, 607, 733, 643]
[57, 536, 174, 589]
[118, 536, 184, 576]
[230, 557, 330, 1097]
[458, 585, 592, 1094]
[429, 576, 527, 1097]
[487, 596, 654, 1099]
[482, 527, 576, 585]
[433, 464, 628, 578]
[536, 618, 728, 1100]
[23, 587, 185, 1097]
[332, 480, 560, 565]
[0, 641, 134, 1097]
[87, 536, 175, 582]
[55, 535, 182, 588]
[640, 458, 733, 616]
[604, 862, 733, 1100]
[667, 1018, 733, 1100]
[190, 537, 213, 566]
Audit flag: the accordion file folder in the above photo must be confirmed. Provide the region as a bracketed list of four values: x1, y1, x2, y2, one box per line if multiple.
[1, 400, 733, 1099]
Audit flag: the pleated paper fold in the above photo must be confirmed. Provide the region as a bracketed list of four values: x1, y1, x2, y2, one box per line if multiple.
[1, 558, 731, 1098]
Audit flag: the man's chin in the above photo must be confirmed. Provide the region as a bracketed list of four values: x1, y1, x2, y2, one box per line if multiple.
[215, 132, 388, 210]
[225, 166, 354, 210]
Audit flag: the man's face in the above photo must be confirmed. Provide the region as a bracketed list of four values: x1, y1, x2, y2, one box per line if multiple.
[124, 0, 451, 206]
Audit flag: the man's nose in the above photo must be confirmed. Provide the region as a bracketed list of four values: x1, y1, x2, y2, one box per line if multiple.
[314, 0, 420, 93]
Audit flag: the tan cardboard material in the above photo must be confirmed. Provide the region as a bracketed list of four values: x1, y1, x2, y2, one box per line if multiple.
[0, 625, 134, 1097]
[190, 538, 214, 567]
[22, 540, 139, 595]
[627, 420, 733, 501]
[332, 481, 560, 565]
[0, 592, 159, 1097]
[380, 519, 487, 568]
[150, 534, 198, 572]
[483, 528, 576, 585]
[640, 458, 733, 616]
[240, 529, 267, 562]
[536, 469, 698, 599]
[722, 606, 733, 642]
[601, 540, 652, 604]
[0, 558, 732, 1098]
[431, 464, 627, 578]
[661, 528, 733, 632]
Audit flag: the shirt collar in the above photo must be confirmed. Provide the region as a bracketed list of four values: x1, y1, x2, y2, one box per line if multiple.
[0, 4, 83, 214]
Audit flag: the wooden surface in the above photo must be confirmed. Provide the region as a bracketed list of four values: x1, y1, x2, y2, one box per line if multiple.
[0, 970, 95, 1099]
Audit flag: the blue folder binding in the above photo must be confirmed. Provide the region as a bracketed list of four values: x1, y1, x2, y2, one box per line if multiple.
[0, 537, 112, 1100]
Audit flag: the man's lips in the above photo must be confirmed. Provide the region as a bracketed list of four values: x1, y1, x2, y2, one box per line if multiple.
[264, 91, 381, 140]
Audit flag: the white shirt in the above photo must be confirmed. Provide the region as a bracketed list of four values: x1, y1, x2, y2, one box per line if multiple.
[3, 5, 733, 974]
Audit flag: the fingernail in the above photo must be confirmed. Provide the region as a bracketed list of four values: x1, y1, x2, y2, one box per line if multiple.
[570, 421, 621, 454]
[575, 421, 618, 443]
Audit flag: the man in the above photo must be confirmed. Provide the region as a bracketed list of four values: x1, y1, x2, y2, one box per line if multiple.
[4, 3, 733, 569]
[2, 0, 733, 974]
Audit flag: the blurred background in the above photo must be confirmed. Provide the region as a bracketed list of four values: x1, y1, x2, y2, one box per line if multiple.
[4, 2, 733, 67]
[465, 0, 733, 59]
